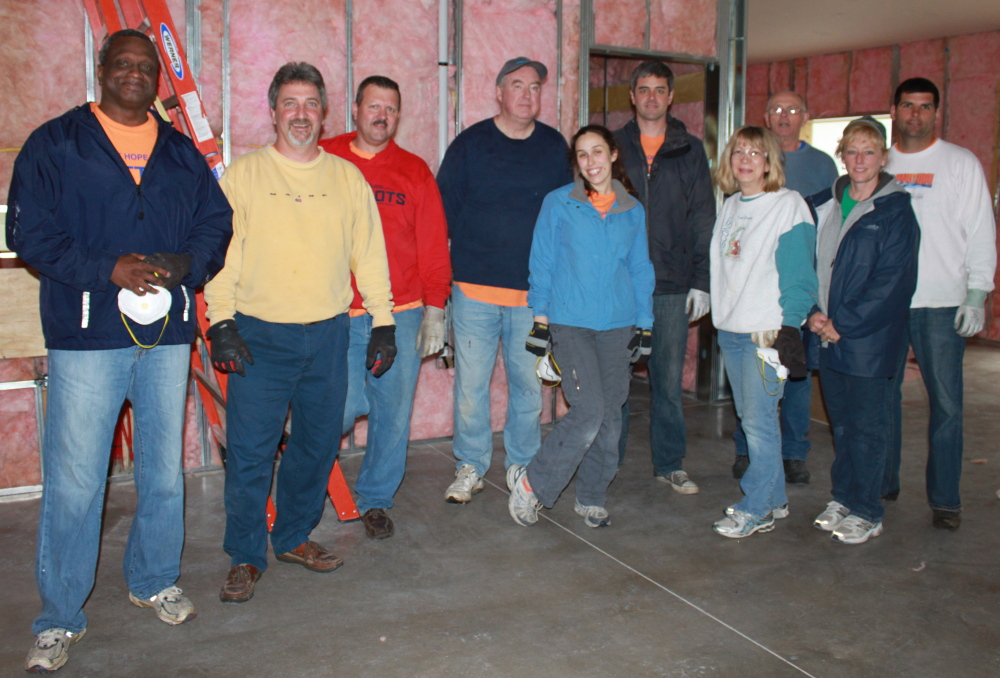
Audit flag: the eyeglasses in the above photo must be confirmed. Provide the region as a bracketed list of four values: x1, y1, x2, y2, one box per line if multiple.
[768, 106, 802, 116]
[732, 148, 767, 160]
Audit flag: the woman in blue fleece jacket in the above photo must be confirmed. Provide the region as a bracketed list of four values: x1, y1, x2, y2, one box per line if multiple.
[507, 125, 655, 529]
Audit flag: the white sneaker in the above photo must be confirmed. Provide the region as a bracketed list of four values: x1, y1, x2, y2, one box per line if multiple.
[813, 501, 850, 531]
[831, 515, 883, 544]
[574, 500, 610, 528]
[657, 470, 700, 494]
[444, 464, 484, 503]
[508, 466, 541, 526]
[505, 463, 522, 491]
[25, 627, 86, 673]
[129, 585, 197, 625]
[727, 503, 788, 519]
[713, 509, 775, 538]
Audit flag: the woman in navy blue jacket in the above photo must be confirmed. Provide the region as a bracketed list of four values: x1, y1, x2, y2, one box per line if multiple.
[807, 117, 920, 544]
[507, 125, 656, 529]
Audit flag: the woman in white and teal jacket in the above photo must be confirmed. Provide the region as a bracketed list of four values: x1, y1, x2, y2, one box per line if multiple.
[507, 125, 655, 530]
[710, 125, 818, 539]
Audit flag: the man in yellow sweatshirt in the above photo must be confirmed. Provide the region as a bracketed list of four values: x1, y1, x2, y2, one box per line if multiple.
[204, 62, 396, 604]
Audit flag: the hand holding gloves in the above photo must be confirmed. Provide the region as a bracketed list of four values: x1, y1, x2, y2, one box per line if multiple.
[628, 328, 652, 364]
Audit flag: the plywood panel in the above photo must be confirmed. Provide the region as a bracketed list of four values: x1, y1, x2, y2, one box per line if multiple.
[849, 46, 892, 114]
[0, 267, 44, 359]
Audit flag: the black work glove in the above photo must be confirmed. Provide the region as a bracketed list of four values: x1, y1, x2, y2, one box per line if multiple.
[628, 328, 652, 364]
[207, 319, 254, 377]
[144, 252, 192, 291]
[526, 322, 551, 356]
[367, 325, 397, 378]
[773, 325, 807, 380]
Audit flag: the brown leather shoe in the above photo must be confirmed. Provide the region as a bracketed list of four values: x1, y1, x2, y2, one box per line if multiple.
[275, 541, 344, 573]
[361, 508, 395, 540]
[219, 563, 261, 603]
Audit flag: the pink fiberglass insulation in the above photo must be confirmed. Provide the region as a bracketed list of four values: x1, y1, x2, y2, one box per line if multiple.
[0, 0, 86, 198]
[942, 32, 1000, 175]
[769, 61, 791, 94]
[793, 58, 808, 97]
[898, 38, 947, 89]
[0, 357, 44, 488]
[460, 0, 560, 130]
[594, 0, 646, 49]
[745, 63, 769, 127]
[227, 0, 347, 160]
[849, 47, 892, 114]
[651, 0, 716, 57]
[196, 0, 225, 141]
[806, 52, 850, 119]
[351, 0, 443, 168]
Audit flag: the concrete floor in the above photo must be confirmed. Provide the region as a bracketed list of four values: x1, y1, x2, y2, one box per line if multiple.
[2, 344, 999, 678]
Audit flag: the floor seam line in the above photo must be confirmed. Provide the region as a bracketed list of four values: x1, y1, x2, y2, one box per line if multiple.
[426, 443, 820, 678]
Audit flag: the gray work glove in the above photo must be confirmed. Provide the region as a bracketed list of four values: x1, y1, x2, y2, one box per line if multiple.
[416, 306, 446, 358]
[686, 289, 711, 323]
[954, 289, 987, 338]
[144, 252, 192, 291]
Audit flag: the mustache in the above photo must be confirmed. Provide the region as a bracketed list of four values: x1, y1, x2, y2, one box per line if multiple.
[372, 119, 388, 127]
[288, 118, 313, 127]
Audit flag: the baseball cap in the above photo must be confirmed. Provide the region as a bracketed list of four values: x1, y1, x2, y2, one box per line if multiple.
[496, 57, 548, 86]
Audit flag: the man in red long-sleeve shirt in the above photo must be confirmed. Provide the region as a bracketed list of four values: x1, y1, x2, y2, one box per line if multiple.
[321, 75, 451, 540]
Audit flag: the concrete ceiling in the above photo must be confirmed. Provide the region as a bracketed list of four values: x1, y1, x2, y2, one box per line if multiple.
[747, 0, 1000, 63]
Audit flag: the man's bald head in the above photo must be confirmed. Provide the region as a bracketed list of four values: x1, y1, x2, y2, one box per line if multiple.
[764, 91, 809, 152]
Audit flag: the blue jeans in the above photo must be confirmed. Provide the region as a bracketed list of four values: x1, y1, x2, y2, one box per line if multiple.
[343, 308, 423, 513]
[647, 293, 690, 474]
[821, 363, 894, 523]
[451, 284, 541, 476]
[734, 368, 812, 461]
[224, 313, 349, 571]
[527, 325, 632, 508]
[34, 344, 189, 635]
[718, 331, 787, 518]
[885, 307, 965, 510]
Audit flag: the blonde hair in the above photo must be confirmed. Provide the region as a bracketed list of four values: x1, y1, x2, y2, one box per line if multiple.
[835, 120, 887, 161]
[714, 126, 785, 194]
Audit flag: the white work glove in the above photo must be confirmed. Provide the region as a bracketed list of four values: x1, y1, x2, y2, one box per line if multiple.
[686, 289, 710, 322]
[750, 329, 779, 348]
[954, 289, 988, 338]
[416, 305, 446, 358]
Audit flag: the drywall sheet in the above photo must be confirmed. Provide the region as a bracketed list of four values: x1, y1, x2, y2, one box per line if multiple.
[806, 52, 850, 119]
[849, 47, 892, 114]
[460, 0, 560, 130]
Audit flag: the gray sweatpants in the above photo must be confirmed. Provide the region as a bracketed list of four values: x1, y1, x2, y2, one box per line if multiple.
[527, 324, 633, 508]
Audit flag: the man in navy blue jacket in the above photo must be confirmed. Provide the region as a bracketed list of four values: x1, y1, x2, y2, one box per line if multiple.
[7, 30, 232, 673]
[436, 57, 571, 504]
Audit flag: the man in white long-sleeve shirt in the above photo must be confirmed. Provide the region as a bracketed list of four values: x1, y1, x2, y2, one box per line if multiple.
[885, 77, 996, 530]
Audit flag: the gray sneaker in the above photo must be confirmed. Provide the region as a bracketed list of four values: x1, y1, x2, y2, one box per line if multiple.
[657, 470, 700, 494]
[727, 503, 789, 519]
[25, 627, 86, 673]
[831, 515, 883, 544]
[129, 585, 197, 625]
[505, 463, 522, 491]
[444, 464, 484, 503]
[813, 501, 850, 532]
[508, 466, 541, 526]
[574, 500, 611, 528]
